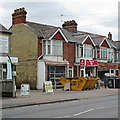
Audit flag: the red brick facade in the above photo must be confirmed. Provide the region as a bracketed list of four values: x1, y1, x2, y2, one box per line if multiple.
[101, 40, 109, 48]
[62, 20, 77, 33]
[83, 37, 94, 46]
[38, 38, 42, 57]
[63, 42, 75, 66]
[12, 8, 27, 25]
[52, 31, 64, 40]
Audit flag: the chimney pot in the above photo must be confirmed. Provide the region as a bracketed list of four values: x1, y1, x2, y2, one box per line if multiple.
[12, 7, 27, 25]
[62, 20, 77, 33]
[108, 32, 112, 40]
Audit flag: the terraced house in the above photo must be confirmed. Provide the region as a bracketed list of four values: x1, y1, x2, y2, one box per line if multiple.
[9, 8, 120, 89]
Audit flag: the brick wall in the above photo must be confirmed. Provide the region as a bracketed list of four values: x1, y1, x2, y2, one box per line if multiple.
[12, 8, 27, 25]
[101, 40, 109, 48]
[52, 31, 64, 40]
[83, 37, 94, 46]
[63, 42, 75, 66]
[38, 38, 42, 57]
[10, 24, 38, 89]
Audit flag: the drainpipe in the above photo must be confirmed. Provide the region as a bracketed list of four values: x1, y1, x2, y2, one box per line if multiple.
[37, 54, 44, 61]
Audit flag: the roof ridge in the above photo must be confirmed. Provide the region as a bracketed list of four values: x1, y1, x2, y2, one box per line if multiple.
[26, 21, 56, 28]
[77, 30, 105, 37]
[92, 36, 106, 39]
[42, 27, 58, 31]
[112, 41, 120, 42]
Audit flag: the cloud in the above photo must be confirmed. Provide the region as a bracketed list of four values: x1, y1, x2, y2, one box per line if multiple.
[0, 0, 119, 40]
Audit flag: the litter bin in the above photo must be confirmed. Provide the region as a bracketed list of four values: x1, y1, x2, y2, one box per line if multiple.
[108, 78, 114, 88]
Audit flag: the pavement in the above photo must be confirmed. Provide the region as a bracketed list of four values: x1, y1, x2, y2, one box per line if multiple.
[1, 87, 119, 109]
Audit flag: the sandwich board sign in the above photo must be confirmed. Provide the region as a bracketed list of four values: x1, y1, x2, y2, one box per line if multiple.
[44, 81, 53, 93]
[21, 84, 30, 96]
[64, 82, 70, 91]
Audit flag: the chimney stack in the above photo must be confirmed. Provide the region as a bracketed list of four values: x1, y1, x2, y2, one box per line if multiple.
[108, 32, 112, 40]
[62, 20, 77, 33]
[12, 7, 27, 25]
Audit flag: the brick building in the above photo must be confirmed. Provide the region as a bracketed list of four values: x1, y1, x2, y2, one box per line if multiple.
[9, 8, 120, 89]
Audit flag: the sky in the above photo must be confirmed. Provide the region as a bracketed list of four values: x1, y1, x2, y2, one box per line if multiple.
[0, 0, 119, 41]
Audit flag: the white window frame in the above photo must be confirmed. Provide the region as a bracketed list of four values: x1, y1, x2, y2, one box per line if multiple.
[52, 40, 63, 55]
[76, 44, 81, 58]
[42, 40, 63, 56]
[69, 66, 73, 77]
[0, 35, 9, 53]
[83, 44, 93, 58]
[80, 67, 85, 77]
[100, 47, 107, 59]
[110, 69, 115, 77]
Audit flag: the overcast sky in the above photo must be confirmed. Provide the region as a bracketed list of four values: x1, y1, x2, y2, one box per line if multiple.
[0, 0, 119, 41]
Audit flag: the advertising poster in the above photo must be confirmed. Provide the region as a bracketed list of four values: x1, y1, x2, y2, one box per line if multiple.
[44, 81, 53, 93]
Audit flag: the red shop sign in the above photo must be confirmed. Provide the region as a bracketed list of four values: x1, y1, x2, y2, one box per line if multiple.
[80, 59, 85, 66]
[86, 60, 98, 66]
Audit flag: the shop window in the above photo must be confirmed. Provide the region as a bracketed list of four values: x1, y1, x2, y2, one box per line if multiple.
[80, 68, 85, 77]
[116, 70, 119, 76]
[110, 69, 115, 76]
[2, 64, 7, 79]
[100, 47, 107, 59]
[83, 44, 93, 58]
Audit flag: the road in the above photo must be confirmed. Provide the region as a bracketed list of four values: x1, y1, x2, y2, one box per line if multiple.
[2, 95, 119, 118]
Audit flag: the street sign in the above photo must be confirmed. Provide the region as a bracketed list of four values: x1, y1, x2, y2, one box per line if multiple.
[44, 81, 53, 93]
[21, 84, 30, 96]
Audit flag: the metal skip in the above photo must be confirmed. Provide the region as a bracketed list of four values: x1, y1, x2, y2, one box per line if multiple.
[59, 77, 99, 91]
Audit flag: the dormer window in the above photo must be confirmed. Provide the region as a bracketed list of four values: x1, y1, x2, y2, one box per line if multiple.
[83, 44, 93, 58]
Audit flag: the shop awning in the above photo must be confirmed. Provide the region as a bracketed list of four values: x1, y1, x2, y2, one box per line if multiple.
[44, 60, 69, 66]
[0, 56, 18, 64]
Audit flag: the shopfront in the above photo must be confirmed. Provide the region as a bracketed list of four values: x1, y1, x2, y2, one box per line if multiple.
[37, 60, 69, 89]
[98, 63, 119, 78]
[79, 59, 98, 77]
[0, 56, 18, 80]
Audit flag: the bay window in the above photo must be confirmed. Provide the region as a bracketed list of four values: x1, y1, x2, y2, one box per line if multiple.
[0, 36, 9, 53]
[83, 44, 93, 58]
[52, 40, 62, 55]
[76, 44, 81, 58]
[43, 40, 46, 54]
[100, 47, 107, 59]
[43, 40, 62, 55]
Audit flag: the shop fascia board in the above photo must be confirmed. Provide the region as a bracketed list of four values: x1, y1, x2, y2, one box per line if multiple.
[0, 56, 18, 64]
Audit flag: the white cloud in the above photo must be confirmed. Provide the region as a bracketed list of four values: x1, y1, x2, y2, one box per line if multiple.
[0, 0, 119, 40]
